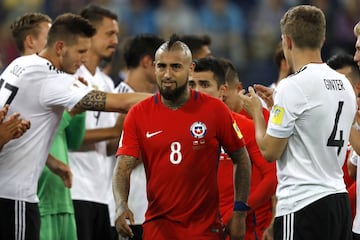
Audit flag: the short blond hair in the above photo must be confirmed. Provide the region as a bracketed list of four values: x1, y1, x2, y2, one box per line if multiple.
[354, 22, 360, 37]
[280, 5, 325, 49]
[11, 13, 52, 53]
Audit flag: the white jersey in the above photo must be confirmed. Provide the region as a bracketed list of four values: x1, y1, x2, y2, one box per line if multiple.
[267, 63, 357, 217]
[350, 150, 360, 233]
[0, 54, 92, 202]
[117, 81, 148, 225]
[69, 66, 116, 205]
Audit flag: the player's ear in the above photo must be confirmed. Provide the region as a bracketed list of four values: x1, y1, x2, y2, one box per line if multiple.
[189, 61, 195, 75]
[141, 55, 153, 69]
[55, 41, 64, 56]
[24, 35, 34, 50]
[236, 82, 243, 93]
[284, 35, 292, 50]
[219, 84, 228, 101]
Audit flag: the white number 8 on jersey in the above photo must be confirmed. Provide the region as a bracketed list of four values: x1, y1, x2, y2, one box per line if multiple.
[170, 142, 182, 164]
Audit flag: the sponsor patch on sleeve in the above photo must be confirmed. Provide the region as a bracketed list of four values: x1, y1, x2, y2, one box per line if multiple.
[233, 121, 243, 139]
[271, 105, 285, 125]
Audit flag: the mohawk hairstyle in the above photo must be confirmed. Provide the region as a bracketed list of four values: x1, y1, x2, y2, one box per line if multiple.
[167, 34, 181, 50]
[155, 33, 192, 60]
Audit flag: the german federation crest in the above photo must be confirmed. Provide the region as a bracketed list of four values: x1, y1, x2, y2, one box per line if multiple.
[190, 121, 207, 139]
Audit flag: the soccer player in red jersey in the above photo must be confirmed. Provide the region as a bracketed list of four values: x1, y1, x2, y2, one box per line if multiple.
[188, 57, 277, 240]
[113, 34, 251, 240]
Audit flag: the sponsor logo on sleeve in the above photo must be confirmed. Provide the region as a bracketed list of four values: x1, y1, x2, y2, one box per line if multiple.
[271, 105, 285, 125]
[233, 121, 243, 139]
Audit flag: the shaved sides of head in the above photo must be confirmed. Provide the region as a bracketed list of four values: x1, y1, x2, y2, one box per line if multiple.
[155, 34, 192, 62]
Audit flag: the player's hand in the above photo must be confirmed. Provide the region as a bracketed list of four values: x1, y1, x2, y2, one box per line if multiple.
[12, 118, 31, 139]
[262, 223, 274, 240]
[239, 87, 263, 119]
[0, 105, 9, 123]
[115, 208, 135, 238]
[46, 155, 73, 188]
[227, 211, 246, 240]
[253, 84, 274, 110]
[0, 112, 30, 147]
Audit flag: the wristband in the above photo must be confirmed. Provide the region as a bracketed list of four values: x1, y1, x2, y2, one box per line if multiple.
[233, 201, 251, 211]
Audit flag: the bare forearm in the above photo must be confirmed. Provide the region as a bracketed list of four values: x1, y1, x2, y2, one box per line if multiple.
[46, 154, 57, 169]
[105, 92, 151, 113]
[230, 148, 251, 202]
[82, 128, 119, 145]
[112, 155, 136, 213]
[107, 138, 120, 156]
[252, 111, 268, 152]
[74, 90, 151, 114]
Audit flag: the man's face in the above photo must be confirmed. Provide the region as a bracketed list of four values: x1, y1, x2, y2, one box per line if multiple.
[336, 66, 352, 81]
[92, 17, 119, 62]
[223, 82, 243, 112]
[154, 49, 193, 101]
[336, 65, 360, 96]
[32, 21, 51, 54]
[354, 36, 360, 68]
[59, 36, 91, 74]
[188, 70, 220, 98]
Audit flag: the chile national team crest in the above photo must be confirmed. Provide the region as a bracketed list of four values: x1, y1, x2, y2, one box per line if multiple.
[190, 121, 207, 139]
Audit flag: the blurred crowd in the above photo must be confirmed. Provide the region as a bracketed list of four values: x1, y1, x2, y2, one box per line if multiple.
[0, 0, 359, 87]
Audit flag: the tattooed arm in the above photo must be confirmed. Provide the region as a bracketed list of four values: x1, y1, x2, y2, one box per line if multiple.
[73, 90, 151, 113]
[229, 147, 251, 205]
[226, 147, 251, 240]
[112, 155, 137, 238]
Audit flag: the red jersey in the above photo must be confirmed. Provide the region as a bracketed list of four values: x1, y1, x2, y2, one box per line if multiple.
[117, 90, 245, 239]
[218, 112, 277, 240]
[240, 108, 270, 122]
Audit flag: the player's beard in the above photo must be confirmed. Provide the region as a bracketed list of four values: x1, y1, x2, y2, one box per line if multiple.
[159, 80, 188, 102]
[101, 46, 116, 62]
[102, 54, 113, 63]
